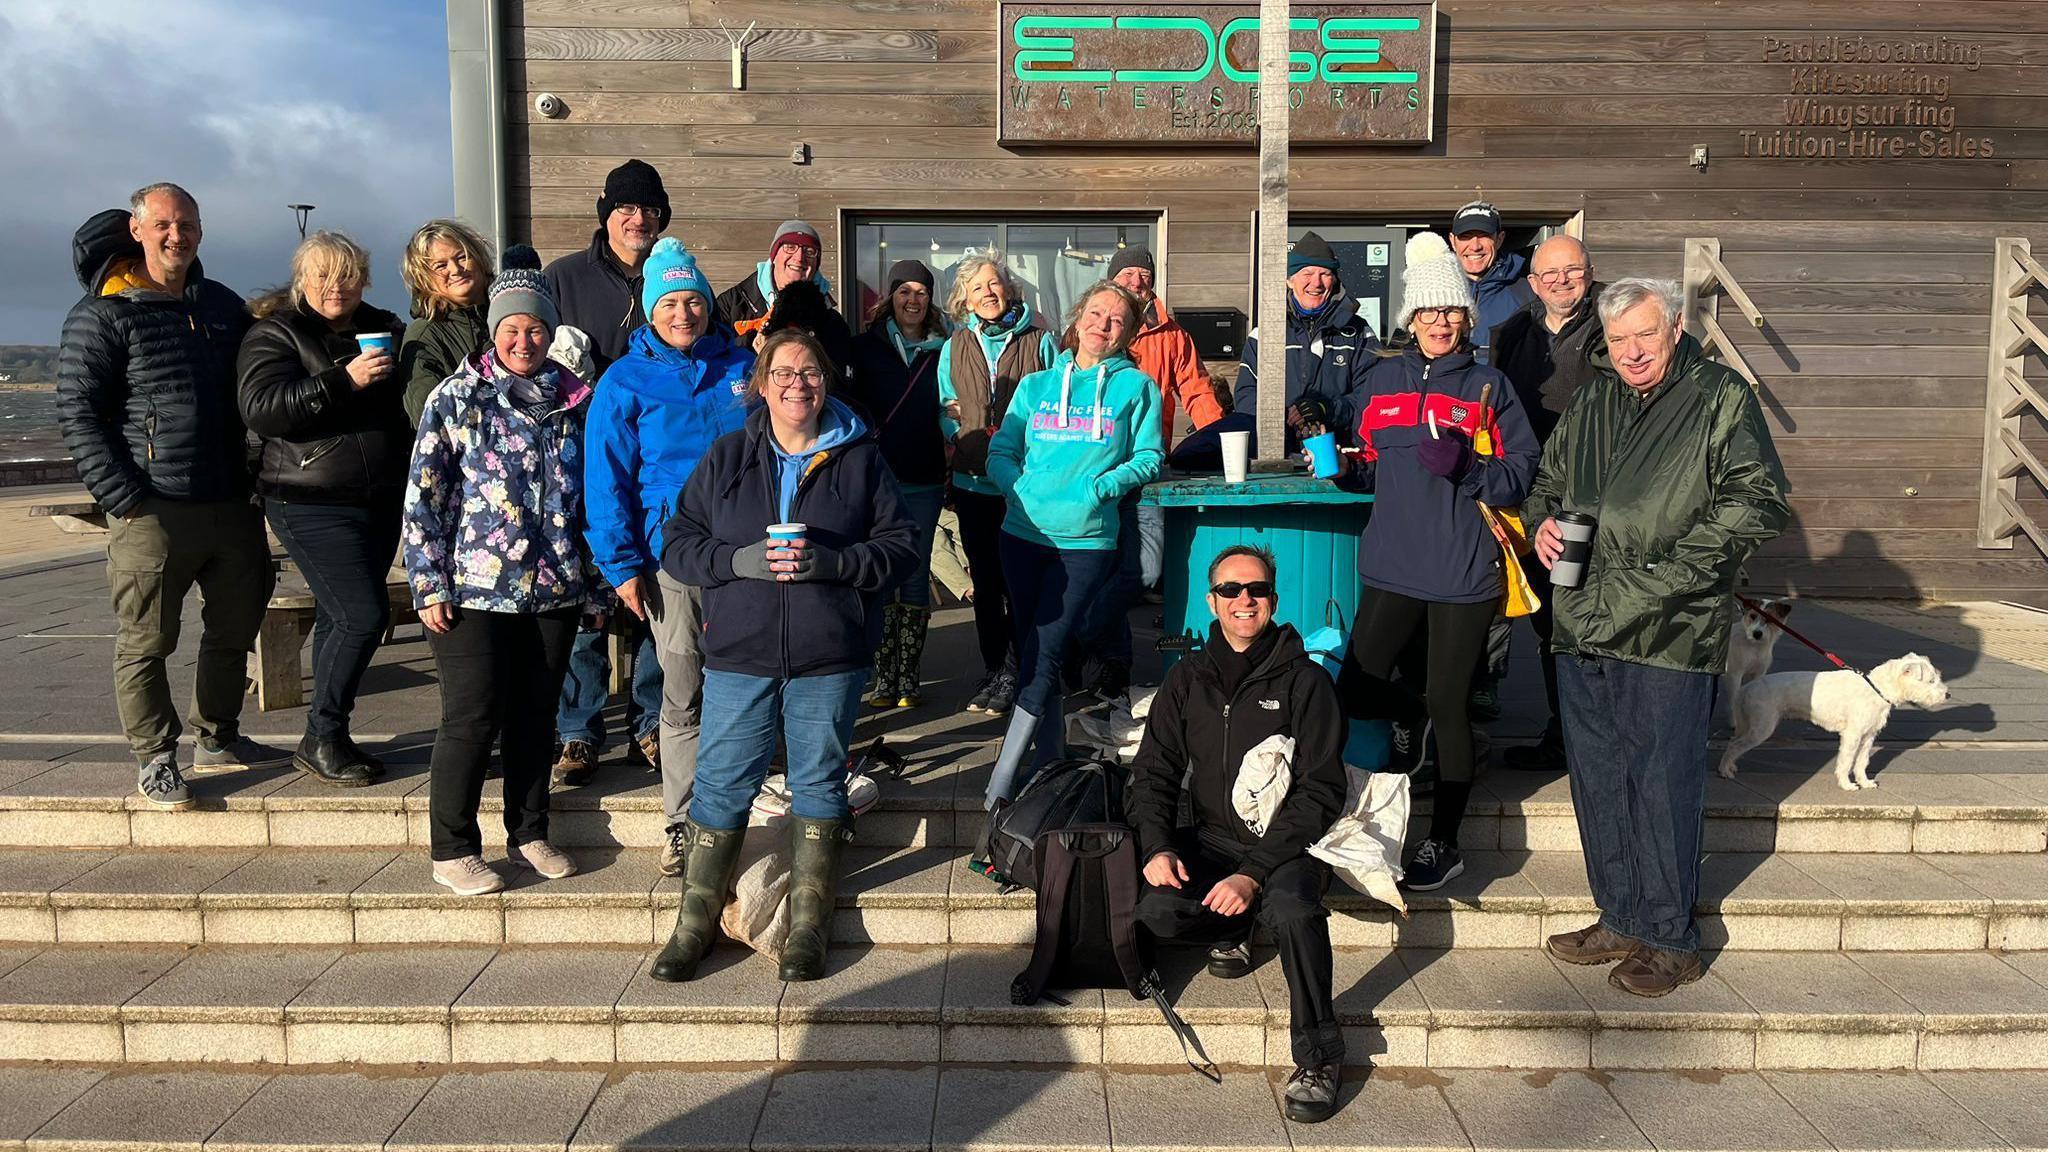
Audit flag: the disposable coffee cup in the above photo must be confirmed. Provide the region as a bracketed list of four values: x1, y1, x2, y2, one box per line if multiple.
[1550, 511, 1597, 590]
[1304, 432, 1341, 480]
[354, 332, 395, 357]
[1220, 431, 1251, 484]
[767, 522, 807, 544]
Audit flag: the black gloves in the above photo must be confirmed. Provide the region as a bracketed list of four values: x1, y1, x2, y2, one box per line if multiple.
[1289, 396, 1333, 434]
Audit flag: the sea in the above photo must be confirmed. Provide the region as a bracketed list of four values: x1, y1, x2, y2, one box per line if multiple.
[0, 385, 66, 464]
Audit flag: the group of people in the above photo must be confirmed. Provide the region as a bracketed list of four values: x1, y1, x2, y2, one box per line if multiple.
[56, 170, 1788, 1120]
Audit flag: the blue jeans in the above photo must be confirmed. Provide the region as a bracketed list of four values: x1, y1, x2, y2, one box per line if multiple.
[555, 623, 662, 748]
[1557, 653, 1715, 953]
[1074, 496, 1143, 671]
[690, 667, 869, 831]
[265, 497, 399, 741]
[891, 484, 946, 609]
[1000, 532, 1117, 763]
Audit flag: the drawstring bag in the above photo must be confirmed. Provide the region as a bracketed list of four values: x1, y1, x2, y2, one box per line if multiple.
[719, 768, 882, 956]
[1226, 731, 1409, 914]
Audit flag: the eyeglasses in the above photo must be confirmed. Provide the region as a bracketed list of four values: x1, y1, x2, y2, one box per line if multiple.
[1210, 581, 1276, 600]
[1412, 308, 1464, 324]
[1535, 266, 1590, 284]
[768, 367, 827, 386]
[611, 205, 663, 220]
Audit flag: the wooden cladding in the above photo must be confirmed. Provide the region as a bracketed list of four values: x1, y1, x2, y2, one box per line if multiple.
[506, 0, 2048, 601]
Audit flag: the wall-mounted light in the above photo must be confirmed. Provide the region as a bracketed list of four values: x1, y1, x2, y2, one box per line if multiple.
[1690, 144, 1710, 172]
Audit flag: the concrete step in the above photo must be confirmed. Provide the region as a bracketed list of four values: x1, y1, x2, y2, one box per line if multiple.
[5, 758, 2046, 855]
[2, 942, 2044, 1072]
[5, 1064, 2043, 1152]
[6, 845, 2047, 953]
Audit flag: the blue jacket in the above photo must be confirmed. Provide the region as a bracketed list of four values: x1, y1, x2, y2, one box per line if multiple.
[1470, 250, 1536, 363]
[583, 324, 756, 587]
[1231, 291, 1379, 453]
[987, 349, 1164, 551]
[661, 403, 919, 679]
[1351, 347, 1539, 604]
[402, 353, 601, 614]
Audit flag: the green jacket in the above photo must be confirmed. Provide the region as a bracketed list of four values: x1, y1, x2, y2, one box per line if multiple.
[399, 303, 489, 426]
[1525, 334, 1790, 675]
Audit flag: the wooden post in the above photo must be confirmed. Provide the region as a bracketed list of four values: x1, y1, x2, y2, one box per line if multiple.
[1253, 0, 1291, 464]
[1979, 238, 2029, 549]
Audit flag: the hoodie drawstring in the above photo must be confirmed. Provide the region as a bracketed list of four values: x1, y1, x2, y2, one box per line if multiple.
[1056, 361, 1073, 430]
[1091, 363, 1107, 441]
[1055, 361, 1111, 440]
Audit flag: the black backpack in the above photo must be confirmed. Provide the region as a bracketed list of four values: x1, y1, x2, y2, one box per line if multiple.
[994, 760, 1218, 1080]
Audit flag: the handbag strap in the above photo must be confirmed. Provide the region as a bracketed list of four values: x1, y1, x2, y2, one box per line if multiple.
[879, 354, 936, 429]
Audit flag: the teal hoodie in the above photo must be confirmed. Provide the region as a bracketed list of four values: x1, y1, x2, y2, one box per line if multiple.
[938, 302, 1060, 497]
[987, 349, 1164, 550]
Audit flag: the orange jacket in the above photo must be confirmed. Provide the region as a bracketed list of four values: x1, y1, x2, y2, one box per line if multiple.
[1127, 296, 1223, 448]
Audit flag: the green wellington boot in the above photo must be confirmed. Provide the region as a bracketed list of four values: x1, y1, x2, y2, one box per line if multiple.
[894, 605, 931, 708]
[779, 816, 852, 981]
[650, 822, 744, 983]
[867, 605, 905, 708]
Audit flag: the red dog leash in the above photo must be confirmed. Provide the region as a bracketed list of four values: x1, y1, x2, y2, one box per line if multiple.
[1736, 595, 1886, 699]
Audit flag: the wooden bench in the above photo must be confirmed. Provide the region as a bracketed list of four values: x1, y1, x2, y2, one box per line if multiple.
[251, 577, 419, 712]
[27, 500, 109, 534]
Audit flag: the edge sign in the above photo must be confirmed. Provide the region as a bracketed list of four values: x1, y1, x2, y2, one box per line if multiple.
[998, 2, 1437, 146]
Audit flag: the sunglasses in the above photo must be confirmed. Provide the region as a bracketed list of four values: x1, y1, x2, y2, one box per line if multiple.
[1210, 581, 1276, 600]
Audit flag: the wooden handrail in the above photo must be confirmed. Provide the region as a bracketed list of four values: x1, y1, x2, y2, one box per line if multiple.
[1978, 237, 2048, 552]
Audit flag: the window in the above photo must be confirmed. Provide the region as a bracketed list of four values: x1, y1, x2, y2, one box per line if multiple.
[847, 216, 1158, 333]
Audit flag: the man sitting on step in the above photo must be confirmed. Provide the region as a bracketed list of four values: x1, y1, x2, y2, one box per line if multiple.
[1128, 545, 1350, 1123]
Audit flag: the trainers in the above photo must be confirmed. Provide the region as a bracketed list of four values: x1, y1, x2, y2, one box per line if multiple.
[658, 823, 689, 877]
[1504, 736, 1567, 772]
[551, 740, 597, 788]
[512, 840, 578, 880]
[1547, 921, 1639, 966]
[192, 735, 286, 772]
[512, 840, 577, 873]
[1283, 1062, 1342, 1124]
[1207, 940, 1253, 980]
[1388, 719, 1431, 775]
[432, 855, 504, 896]
[1609, 944, 1704, 997]
[964, 673, 998, 714]
[1469, 683, 1502, 723]
[982, 670, 1019, 714]
[1090, 660, 1130, 704]
[632, 730, 661, 771]
[136, 752, 194, 811]
[1399, 837, 1464, 891]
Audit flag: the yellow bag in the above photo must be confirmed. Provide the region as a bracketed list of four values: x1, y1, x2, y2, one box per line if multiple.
[1470, 384, 1537, 617]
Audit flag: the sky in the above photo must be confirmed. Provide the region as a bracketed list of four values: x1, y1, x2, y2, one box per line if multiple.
[0, 0, 453, 344]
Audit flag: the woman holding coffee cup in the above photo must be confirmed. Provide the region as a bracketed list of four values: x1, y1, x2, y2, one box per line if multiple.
[656, 330, 918, 984]
[1330, 232, 1539, 892]
[236, 230, 410, 786]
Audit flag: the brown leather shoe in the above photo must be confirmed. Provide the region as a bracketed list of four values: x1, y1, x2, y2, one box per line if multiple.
[1608, 945, 1704, 997]
[1546, 922, 1638, 966]
[551, 740, 597, 788]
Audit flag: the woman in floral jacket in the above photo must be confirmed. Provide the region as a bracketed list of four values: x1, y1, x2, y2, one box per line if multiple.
[403, 260, 601, 896]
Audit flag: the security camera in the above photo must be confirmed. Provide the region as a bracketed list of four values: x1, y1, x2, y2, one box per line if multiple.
[535, 93, 566, 119]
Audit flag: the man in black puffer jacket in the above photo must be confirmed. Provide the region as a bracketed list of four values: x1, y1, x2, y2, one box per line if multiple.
[57, 185, 275, 807]
[1128, 545, 1349, 1124]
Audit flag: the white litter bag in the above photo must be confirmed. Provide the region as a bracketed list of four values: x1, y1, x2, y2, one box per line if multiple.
[1064, 685, 1158, 763]
[1231, 734, 1295, 837]
[717, 772, 880, 956]
[1309, 767, 1411, 915]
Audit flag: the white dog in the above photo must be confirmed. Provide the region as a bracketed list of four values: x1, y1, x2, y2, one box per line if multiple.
[1717, 654, 1950, 790]
[1721, 596, 1791, 729]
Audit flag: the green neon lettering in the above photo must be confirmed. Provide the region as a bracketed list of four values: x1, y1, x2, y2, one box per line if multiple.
[1320, 18, 1421, 83]
[1111, 16, 1218, 83]
[1012, 16, 1113, 83]
[1217, 17, 1318, 84]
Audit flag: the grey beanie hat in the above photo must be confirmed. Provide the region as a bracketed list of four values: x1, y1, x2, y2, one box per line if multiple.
[1396, 231, 1478, 330]
[485, 265, 560, 335]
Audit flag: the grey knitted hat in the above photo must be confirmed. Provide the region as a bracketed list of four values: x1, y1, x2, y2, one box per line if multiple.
[486, 265, 560, 335]
[1396, 231, 1478, 330]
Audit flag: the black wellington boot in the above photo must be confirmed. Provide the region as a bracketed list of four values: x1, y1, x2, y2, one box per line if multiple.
[778, 816, 851, 981]
[651, 823, 744, 983]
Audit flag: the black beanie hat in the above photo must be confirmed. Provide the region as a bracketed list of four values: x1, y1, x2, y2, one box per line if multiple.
[1107, 246, 1155, 279]
[1288, 230, 1340, 276]
[885, 259, 935, 296]
[596, 159, 670, 229]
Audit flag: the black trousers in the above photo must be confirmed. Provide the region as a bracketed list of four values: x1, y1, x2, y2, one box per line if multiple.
[1520, 550, 1563, 745]
[1338, 586, 1496, 841]
[265, 497, 400, 741]
[426, 605, 579, 861]
[950, 486, 1015, 676]
[1135, 832, 1344, 1069]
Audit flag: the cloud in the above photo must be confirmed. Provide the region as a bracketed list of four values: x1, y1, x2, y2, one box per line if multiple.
[0, 0, 454, 343]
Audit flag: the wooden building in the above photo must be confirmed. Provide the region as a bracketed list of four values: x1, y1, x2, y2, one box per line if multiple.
[453, 0, 2048, 604]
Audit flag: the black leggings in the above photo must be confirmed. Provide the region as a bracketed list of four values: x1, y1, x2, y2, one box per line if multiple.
[1337, 587, 1496, 842]
[951, 486, 1014, 676]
